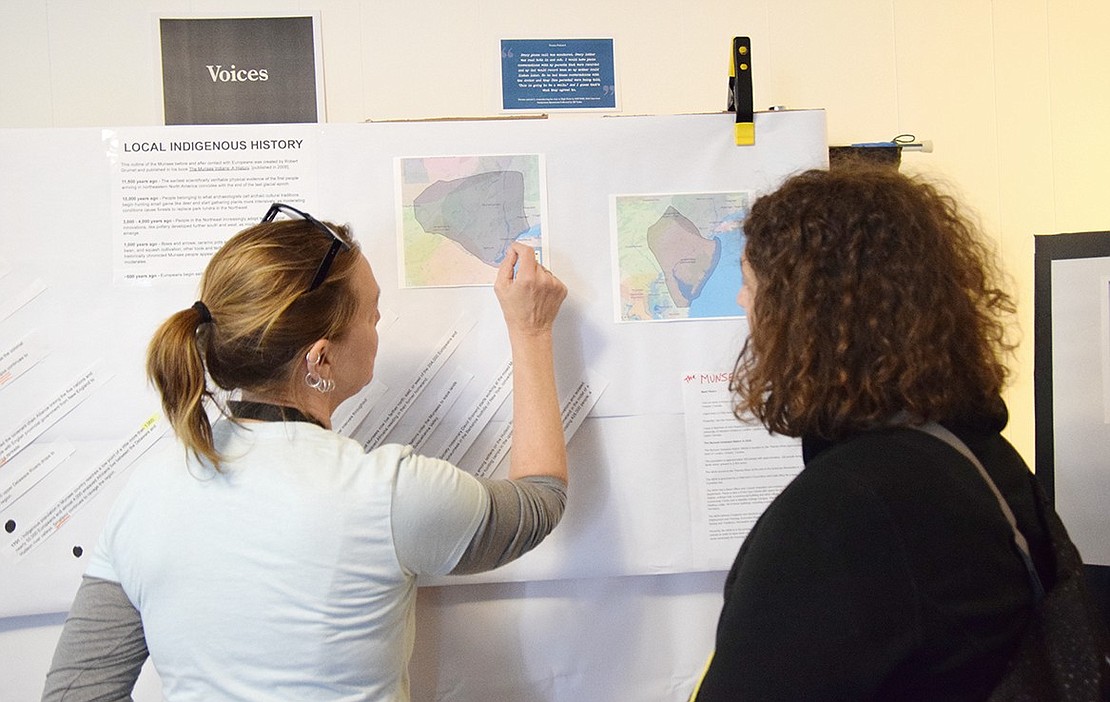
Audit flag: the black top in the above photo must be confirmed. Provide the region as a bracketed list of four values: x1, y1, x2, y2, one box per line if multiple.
[696, 409, 1059, 701]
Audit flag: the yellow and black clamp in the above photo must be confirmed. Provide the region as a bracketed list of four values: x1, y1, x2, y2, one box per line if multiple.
[728, 37, 754, 146]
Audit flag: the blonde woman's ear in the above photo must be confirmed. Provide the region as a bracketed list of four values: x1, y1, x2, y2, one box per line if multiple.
[305, 339, 329, 369]
[304, 339, 336, 393]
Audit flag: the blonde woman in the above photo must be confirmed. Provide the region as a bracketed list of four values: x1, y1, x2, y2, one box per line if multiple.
[45, 204, 569, 701]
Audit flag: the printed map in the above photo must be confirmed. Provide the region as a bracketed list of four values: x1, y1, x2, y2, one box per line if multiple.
[397, 154, 546, 287]
[612, 191, 749, 321]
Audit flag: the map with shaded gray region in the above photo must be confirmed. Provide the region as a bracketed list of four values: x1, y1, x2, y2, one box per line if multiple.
[646, 206, 722, 307]
[412, 171, 529, 266]
[613, 190, 746, 321]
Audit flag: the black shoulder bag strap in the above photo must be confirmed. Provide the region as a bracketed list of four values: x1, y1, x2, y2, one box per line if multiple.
[912, 421, 1046, 602]
[911, 422, 1110, 700]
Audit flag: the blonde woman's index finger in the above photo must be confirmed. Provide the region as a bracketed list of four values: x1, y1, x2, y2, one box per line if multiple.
[511, 242, 541, 275]
[497, 244, 522, 284]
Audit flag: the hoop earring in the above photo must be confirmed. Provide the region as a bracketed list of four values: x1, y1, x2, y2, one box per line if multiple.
[305, 371, 335, 393]
[304, 351, 334, 393]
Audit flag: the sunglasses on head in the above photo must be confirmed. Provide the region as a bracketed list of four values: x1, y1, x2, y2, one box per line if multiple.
[261, 203, 351, 292]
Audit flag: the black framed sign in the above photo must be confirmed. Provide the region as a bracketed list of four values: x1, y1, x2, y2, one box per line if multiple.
[1034, 230, 1110, 624]
[159, 16, 324, 125]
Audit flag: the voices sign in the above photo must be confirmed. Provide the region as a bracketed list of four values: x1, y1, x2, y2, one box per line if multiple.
[160, 16, 321, 125]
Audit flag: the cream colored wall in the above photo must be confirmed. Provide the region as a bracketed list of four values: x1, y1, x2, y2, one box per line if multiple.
[4, 1, 1106, 460]
[2, 2, 1109, 699]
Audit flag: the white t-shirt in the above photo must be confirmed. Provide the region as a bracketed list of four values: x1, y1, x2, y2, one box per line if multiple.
[87, 419, 488, 702]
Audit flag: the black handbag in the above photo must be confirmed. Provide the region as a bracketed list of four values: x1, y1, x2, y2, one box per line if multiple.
[915, 422, 1110, 701]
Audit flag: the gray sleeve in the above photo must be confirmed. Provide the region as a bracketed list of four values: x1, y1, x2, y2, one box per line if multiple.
[42, 576, 148, 702]
[449, 475, 568, 575]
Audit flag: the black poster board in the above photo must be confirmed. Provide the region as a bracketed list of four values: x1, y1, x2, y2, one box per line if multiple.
[1033, 230, 1110, 628]
[159, 17, 321, 125]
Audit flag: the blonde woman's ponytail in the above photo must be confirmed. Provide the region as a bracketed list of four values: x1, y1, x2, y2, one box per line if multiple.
[147, 305, 218, 468]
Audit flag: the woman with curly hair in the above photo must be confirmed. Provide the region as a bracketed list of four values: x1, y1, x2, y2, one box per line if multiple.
[691, 163, 1088, 700]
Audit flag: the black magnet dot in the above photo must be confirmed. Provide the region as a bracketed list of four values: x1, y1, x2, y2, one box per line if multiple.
[4, 519, 14, 534]
[72, 545, 84, 558]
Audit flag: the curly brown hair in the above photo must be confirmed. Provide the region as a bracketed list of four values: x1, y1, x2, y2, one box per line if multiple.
[730, 162, 1016, 439]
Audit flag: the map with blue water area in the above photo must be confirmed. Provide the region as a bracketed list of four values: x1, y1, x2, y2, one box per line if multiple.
[397, 154, 546, 287]
[612, 191, 749, 322]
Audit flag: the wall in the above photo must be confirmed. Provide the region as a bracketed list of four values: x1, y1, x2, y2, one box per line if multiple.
[2, 1, 1108, 700]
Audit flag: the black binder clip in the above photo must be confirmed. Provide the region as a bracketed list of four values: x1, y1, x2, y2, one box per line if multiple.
[728, 37, 754, 145]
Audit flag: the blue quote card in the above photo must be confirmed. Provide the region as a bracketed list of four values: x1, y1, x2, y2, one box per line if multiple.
[501, 39, 617, 111]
